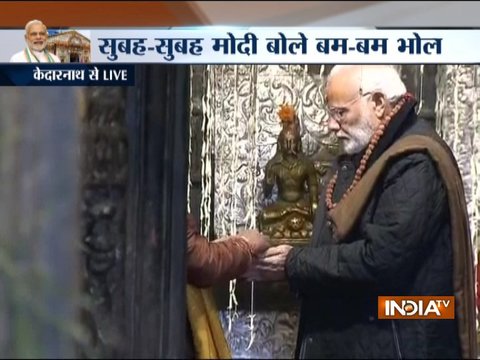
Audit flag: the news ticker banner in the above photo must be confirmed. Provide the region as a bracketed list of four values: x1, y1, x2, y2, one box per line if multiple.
[1, 27, 479, 65]
[88, 28, 472, 63]
[0, 27, 478, 85]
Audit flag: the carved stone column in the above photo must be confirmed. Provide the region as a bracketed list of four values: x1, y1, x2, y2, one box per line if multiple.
[188, 65, 208, 223]
[124, 64, 190, 358]
[79, 87, 129, 358]
[80, 65, 191, 358]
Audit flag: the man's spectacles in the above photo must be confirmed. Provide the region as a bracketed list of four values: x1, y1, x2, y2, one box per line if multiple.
[326, 91, 372, 124]
[28, 31, 47, 37]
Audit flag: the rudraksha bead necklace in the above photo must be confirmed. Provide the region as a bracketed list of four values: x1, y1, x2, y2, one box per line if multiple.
[325, 94, 409, 211]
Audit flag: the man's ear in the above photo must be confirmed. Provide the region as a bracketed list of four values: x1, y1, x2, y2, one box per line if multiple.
[371, 92, 387, 118]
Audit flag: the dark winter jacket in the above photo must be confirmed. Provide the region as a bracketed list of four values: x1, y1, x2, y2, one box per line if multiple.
[286, 98, 476, 359]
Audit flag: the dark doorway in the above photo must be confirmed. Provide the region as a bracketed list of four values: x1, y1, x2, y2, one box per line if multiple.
[80, 64, 191, 358]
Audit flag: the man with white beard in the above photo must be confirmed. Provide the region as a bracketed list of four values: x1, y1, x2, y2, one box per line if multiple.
[324, 65, 392, 155]
[10, 20, 61, 63]
[245, 65, 476, 359]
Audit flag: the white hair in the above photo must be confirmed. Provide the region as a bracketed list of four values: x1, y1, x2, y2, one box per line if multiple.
[25, 19, 46, 33]
[327, 65, 407, 102]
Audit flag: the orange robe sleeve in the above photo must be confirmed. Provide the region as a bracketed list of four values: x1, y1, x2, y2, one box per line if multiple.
[186, 215, 253, 288]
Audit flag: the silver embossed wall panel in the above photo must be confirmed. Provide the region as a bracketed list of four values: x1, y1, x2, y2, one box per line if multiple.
[436, 65, 480, 309]
[210, 65, 331, 236]
[207, 65, 332, 359]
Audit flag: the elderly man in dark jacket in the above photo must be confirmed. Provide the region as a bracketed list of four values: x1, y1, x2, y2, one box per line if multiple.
[247, 65, 477, 359]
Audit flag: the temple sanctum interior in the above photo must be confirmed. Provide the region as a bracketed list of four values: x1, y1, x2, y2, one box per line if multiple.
[0, 64, 478, 358]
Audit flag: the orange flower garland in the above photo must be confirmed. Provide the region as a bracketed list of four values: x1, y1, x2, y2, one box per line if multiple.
[277, 103, 295, 124]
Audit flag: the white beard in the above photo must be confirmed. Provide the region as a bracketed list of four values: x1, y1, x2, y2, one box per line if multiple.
[342, 121, 376, 155]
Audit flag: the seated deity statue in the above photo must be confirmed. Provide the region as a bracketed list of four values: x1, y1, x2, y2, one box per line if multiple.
[258, 104, 319, 245]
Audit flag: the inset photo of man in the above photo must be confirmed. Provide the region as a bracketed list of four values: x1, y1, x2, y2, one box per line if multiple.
[10, 19, 61, 63]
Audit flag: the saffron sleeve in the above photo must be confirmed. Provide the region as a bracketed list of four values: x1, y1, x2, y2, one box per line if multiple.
[186, 214, 253, 288]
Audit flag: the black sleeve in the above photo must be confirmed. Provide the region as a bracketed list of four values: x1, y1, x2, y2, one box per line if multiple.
[285, 153, 446, 293]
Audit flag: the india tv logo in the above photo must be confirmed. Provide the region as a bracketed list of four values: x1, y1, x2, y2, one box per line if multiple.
[378, 296, 455, 319]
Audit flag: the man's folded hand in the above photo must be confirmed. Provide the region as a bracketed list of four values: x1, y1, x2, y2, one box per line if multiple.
[242, 244, 293, 282]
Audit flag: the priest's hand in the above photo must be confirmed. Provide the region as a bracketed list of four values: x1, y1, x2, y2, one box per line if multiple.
[238, 229, 270, 256]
